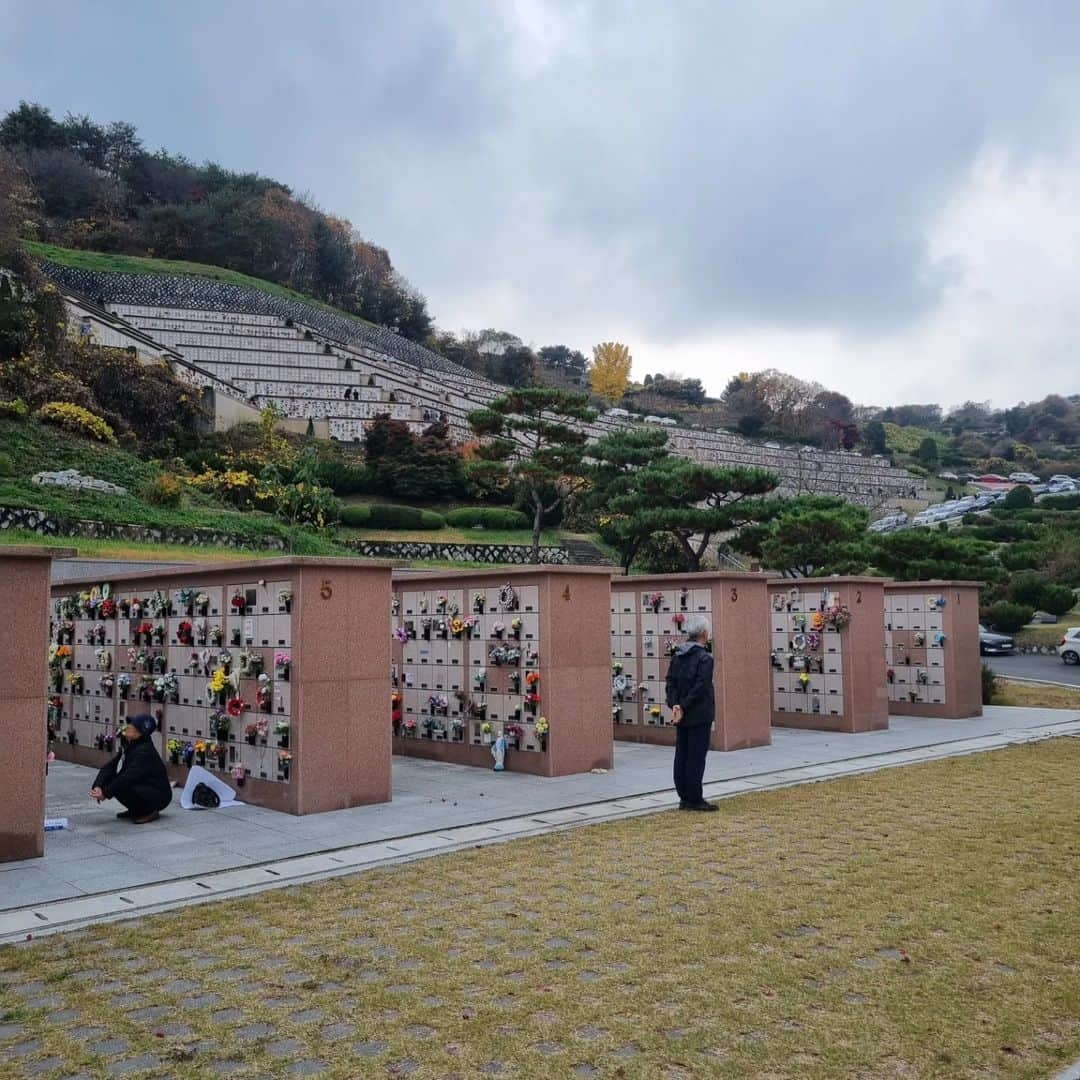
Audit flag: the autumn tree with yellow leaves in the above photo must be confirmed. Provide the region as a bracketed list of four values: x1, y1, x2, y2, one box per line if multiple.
[589, 341, 633, 403]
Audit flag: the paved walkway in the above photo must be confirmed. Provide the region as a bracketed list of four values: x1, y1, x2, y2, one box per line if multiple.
[2, 706, 1077, 941]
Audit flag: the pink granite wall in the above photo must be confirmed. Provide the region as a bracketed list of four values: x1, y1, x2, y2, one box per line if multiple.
[1, 546, 74, 862]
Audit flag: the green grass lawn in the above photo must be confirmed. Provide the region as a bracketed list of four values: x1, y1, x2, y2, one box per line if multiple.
[26, 241, 377, 325]
[1013, 606, 1080, 647]
[3, 741, 1079, 1078]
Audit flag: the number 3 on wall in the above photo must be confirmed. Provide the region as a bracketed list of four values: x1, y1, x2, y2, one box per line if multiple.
[730, 587, 738, 602]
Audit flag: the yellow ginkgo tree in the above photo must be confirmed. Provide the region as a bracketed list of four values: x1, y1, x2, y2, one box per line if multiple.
[589, 341, 633, 404]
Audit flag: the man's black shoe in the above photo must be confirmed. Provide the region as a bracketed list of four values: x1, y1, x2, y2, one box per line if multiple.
[685, 801, 719, 812]
[116, 810, 132, 819]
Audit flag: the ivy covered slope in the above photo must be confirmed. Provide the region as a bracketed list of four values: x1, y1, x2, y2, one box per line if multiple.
[0, 416, 346, 555]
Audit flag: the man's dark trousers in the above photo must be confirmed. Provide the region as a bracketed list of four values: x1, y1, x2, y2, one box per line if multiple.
[673, 723, 710, 805]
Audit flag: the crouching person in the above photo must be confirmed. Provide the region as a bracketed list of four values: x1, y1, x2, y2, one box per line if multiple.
[90, 714, 172, 824]
[665, 615, 718, 812]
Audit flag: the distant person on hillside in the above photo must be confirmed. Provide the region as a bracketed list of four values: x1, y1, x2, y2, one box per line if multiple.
[89, 714, 172, 824]
[665, 616, 718, 812]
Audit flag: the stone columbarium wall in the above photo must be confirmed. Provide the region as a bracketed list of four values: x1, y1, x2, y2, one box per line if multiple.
[47, 558, 391, 815]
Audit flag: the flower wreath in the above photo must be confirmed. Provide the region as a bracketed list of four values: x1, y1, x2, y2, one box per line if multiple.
[226, 695, 248, 717]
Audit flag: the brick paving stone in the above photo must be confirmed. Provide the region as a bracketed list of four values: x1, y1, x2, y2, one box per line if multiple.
[264, 997, 303, 1011]
[181, 993, 219, 1009]
[106, 1055, 160, 1076]
[578, 971, 601, 982]
[613, 1045, 641, 1059]
[384, 1061, 418, 1075]
[533, 1042, 564, 1055]
[267, 1038, 304, 1058]
[420, 996, 445, 1007]
[24, 994, 66, 1009]
[208, 1061, 244, 1076]
[12, 981, 46, 996]
[842, 993, 869, 1005]
[65, 1027, 104, 1041]
[109, 993, 146, 1007]
[351, 1041, 389, 1058]
[50, 1010, 82, 1023]
[281, 972, 314, 985]
[545, 938, 571, 949]
[575, 1027, 606, 1040]
[213, 968, 248, 983]
[387, 984, 415, 995]
[58, 1074, 94, 1080]
[210, 1009, 244, 1024]
[163, 979, 199, 995]
[877, 948, 903, 960]
[0, 1023, 24, 1039]
[129, 1006, 170, 1023]
[479, 1063, 506, 1074]
[572, 1066, 599, 1077]
[190, 957, 217, 970]
[156, 1023, 194, 1037]
[236, 1023, 274, 1041]
[288, 1009, 325, 1026]
[319, 1022, 355, 1042]
[24, 1057, 65, 1075]
[288, 1061, 327, 1076]
[403, 1025, 436, 1040]
[90, 1039, 130, 1056]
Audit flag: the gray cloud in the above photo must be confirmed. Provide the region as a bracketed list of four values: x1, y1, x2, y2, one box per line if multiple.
[3, 1, 1080, 403]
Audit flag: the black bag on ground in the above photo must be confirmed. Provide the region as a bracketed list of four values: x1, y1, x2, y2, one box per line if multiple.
[191, 782, 221, 809]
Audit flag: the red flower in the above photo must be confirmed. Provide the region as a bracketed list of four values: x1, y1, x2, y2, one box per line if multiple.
[226, 696, 248, 717]
[100, 599, 117, 619]
[231, 593, 246, 611]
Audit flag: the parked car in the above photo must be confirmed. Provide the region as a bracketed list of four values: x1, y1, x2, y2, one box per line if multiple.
[979, 625, 1016, 655]
[976, 474, 1009, 483]
[938, 471, 959, 481]
[1008, 472, 1040, 483]
[1058, 628, 1080, 665]
[1049, 474, 1073, 484]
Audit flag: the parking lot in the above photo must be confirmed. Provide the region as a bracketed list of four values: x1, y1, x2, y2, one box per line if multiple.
[986, 651, 1080, 687]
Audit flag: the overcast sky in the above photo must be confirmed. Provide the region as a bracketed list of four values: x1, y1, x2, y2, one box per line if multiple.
[4, 1, 1079, 409]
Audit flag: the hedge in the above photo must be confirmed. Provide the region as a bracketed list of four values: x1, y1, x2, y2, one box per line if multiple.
[339, 503, 445, 530]
[444, 506, 530, 530]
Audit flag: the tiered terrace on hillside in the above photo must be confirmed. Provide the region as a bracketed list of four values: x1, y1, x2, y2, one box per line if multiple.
[40, 264, 925, 506]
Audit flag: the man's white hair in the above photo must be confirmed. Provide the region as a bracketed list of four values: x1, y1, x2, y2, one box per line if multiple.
[684, 614, 711, 639]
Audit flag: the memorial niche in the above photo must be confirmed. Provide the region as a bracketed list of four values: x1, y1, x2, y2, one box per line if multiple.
[47, 579, 294, 786]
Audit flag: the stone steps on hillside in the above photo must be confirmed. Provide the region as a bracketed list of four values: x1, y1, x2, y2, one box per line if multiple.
[561, 539, 613, 566]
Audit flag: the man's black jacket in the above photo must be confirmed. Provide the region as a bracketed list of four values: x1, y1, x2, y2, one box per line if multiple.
[664, 642, 715, 728]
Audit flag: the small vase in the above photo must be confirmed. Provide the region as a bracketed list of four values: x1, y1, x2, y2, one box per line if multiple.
[278, 733, 289, 749]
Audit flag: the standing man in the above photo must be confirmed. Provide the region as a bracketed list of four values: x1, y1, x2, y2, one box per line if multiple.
[665, 615, 718, 812]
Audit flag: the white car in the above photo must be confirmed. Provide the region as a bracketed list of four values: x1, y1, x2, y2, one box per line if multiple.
[1009, 472, 1040, 483]
[1058, 628, 1080, 665]
[1050, 474, 1073, 484]
[938, 471, 959, 481]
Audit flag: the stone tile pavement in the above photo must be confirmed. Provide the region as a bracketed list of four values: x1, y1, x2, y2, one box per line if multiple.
[1, 706, 1077, 941]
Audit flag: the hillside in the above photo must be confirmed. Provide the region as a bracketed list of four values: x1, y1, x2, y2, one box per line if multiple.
[25, 240, 362, 318]
[0, 101, 432, 340]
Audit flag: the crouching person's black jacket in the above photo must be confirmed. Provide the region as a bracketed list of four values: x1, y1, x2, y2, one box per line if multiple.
[94, 735, 172, 812]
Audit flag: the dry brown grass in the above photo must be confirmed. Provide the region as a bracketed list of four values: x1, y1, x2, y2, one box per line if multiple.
[993, 678, 1080, 709]
[3, 740, 1080, 1078]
